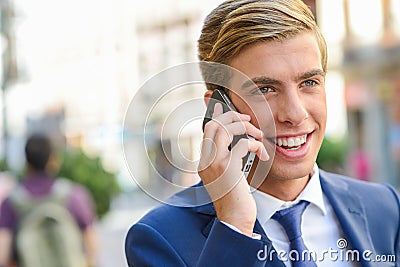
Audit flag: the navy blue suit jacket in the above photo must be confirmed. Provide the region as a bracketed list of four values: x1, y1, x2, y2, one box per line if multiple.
[125, 170, 400, 266]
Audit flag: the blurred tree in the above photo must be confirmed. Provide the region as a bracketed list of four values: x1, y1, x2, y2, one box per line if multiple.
[0, 158, 8, 172]
[57, 146, 120, 219]
[317, 137, 347, 174]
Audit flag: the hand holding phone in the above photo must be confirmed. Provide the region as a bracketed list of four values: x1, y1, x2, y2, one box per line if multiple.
[202, 89, 256, 177]
[199, 88, 268, 237]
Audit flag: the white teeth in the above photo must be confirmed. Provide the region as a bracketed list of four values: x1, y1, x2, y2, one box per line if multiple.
[275, 134, 307, 148]
[287, 138, 294, 147]
[294, 137, 301, 146]
[278, 139, 283, 146]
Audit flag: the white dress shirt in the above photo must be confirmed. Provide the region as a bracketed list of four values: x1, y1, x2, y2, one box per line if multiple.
[252, 165, 357, 266]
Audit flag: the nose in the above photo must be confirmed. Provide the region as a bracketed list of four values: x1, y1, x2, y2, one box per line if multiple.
[276, 89, 309, 126]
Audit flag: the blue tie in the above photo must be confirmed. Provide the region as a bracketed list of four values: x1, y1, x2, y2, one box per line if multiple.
[272, 200, 317, 267]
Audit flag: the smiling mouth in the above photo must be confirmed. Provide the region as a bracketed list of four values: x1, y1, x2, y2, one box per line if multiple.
[266, 132, 312, 151]
[275, 134, 307, 150]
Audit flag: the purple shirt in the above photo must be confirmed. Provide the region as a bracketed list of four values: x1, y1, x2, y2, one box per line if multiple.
[0, 171, 96, 231]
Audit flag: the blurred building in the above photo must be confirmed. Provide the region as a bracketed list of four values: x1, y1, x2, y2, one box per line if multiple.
[125, 1, 216, 191]
[303, 0, 399, 187]
[339, 0, 400, 186]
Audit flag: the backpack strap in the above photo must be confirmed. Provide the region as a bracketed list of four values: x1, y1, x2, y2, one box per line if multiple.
[8, 184, 33, 216]
[51, 178, 74, 204]
[9, 178, 74, 216]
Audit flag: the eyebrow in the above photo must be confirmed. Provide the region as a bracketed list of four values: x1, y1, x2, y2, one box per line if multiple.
[298, 69, 326, 81]
[241, 69, 326, 90]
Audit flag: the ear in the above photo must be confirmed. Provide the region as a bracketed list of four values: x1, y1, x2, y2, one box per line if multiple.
[203, 90, 213, 107]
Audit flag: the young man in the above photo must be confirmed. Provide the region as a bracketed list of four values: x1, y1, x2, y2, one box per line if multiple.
[125, 0, 400, 266]
[0, 134, 98, 267]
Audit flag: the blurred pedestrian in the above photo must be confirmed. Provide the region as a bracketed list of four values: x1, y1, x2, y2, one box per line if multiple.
[0, 134, 98, 267]
[349, 148, 371, 181]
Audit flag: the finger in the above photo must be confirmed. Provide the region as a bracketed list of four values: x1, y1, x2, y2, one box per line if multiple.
[201, 103, 254, 169]
[200, 103, 223, 155]
[203, 110, 251, 141]
[212, 109, 251, 125]
[213, 121, 263, 155]
[231, 138, 269, 163]
[198, 137, 217, 172]
[222, 121, 263, 140]
[213, 102, 223, 118]
[202, 108, 251, 154]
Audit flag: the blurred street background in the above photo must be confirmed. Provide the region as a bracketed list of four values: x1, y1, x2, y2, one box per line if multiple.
[0, 0, 399, 266]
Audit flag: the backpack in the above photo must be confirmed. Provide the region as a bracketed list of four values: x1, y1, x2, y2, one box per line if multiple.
[9, 178, 88, 267]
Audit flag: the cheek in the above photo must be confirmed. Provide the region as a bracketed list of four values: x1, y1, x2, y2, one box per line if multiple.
[308, 95, 327, 126]
[243, 104, 276, 136]
[232, 97, 269, 130]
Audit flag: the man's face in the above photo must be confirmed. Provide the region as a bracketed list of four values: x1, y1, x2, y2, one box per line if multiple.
[228, 32, 327, 182]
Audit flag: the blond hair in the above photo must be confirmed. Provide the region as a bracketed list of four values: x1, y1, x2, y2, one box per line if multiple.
[198, 0, 327, 90]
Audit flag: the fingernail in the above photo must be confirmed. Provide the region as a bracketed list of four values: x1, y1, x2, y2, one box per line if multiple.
[262, 147, 269, 161]
[240, 113, 250, 120]
[213, 103, 222, 115]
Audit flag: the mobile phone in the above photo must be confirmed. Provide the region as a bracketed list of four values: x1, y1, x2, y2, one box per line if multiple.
[202, 89, 256, 177]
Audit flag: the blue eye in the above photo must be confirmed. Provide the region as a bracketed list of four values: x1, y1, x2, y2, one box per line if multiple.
[252, 86, 273, 95]
[302, 80, 317, 87]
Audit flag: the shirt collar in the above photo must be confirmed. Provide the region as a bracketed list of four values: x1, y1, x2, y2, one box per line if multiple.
[252, 164, 327, 226]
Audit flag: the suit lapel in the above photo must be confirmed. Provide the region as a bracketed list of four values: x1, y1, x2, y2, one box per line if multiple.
[320, 171, 375, 267]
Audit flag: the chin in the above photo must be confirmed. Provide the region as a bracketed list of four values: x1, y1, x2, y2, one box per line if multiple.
[267, 158, 315, 181]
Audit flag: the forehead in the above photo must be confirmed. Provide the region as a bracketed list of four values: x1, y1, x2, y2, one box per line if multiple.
[229, 32, 322, 82]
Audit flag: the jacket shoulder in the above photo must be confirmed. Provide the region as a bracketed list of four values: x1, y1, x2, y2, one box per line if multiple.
[125, 201, 213, 266]
[320, 169, 400, 223]
[320, 169, 399, 197]
[132, 201, 210, 236]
